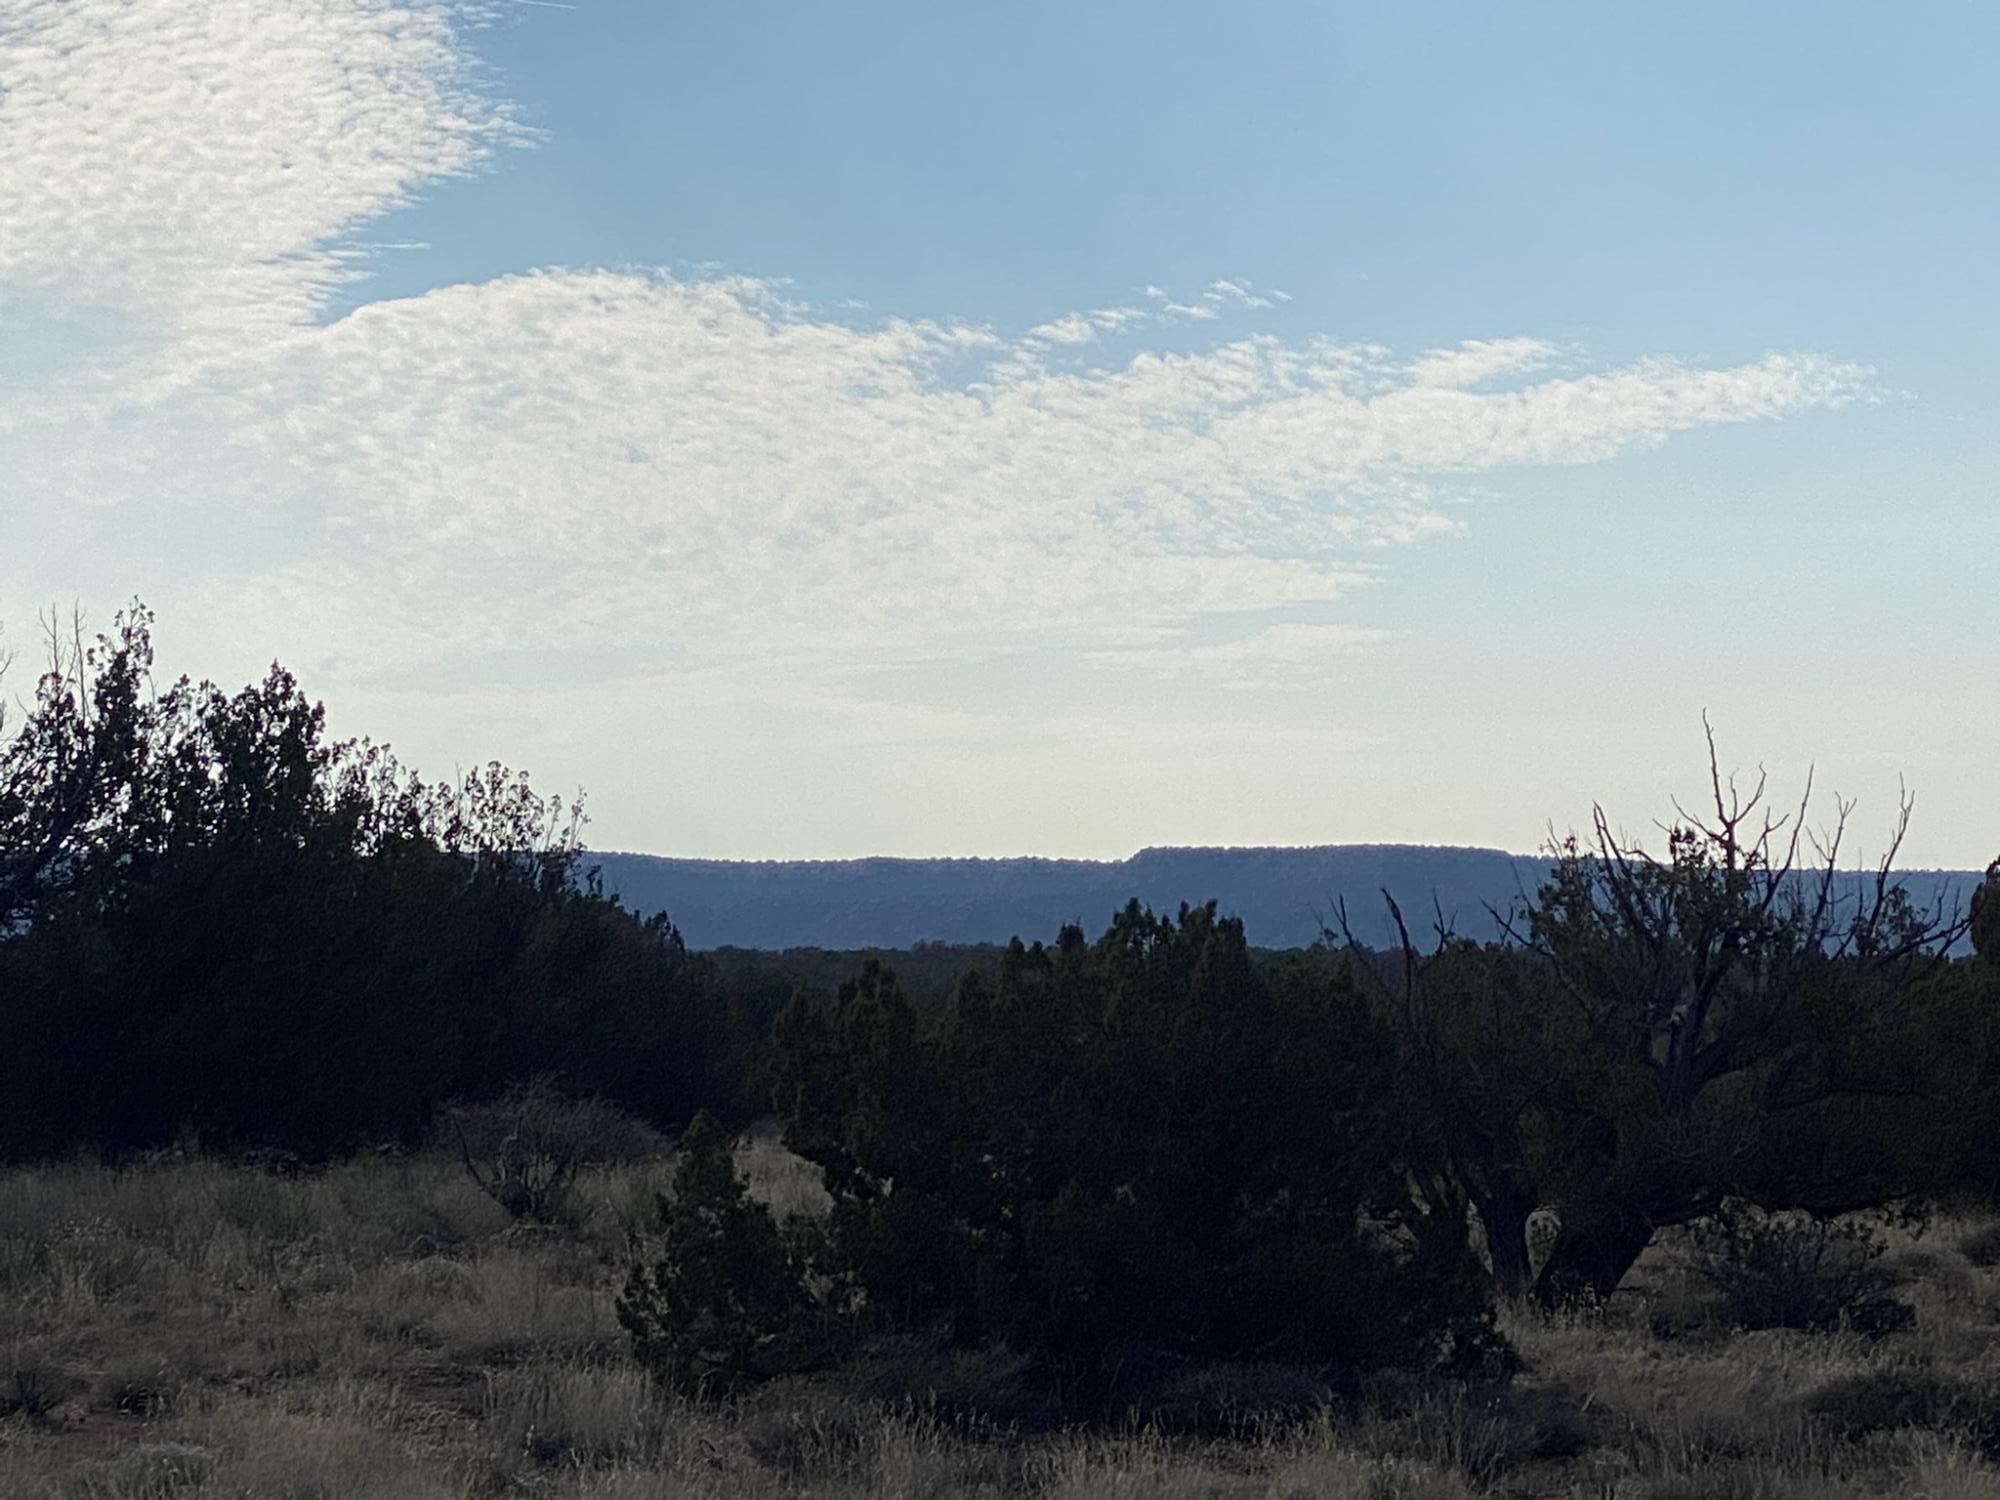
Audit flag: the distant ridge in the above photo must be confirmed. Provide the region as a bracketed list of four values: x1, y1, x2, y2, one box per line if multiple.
[588, 845, 1987, 953]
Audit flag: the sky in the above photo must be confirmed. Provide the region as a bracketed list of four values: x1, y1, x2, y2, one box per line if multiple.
[2, 0, 1995, 868]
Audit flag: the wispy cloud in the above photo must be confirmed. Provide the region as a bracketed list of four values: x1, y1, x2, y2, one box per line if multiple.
[1408, 338, 1562, 389]
[1085, 623, 1390, 690]
[0, 0, 1871, 710]
[1025, 313, 1097, 346]
[0, 0, 510, 394]
[1204, 278, 1278, 310]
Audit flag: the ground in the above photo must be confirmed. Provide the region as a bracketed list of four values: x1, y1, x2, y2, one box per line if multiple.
[2, 1139, 1998, 1499]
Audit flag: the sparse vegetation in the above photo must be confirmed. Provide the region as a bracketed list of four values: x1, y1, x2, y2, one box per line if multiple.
[440, 1078, 664, 1224]
[1680, 1204, 1913, 1335]
[0, 1150, 1998, 1496]
[4, 604, 1999, 1492]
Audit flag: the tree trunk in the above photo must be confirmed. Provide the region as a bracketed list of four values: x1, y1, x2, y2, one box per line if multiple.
[1531, 1217, 1654, 1307]
[1469, 1187, 1535, 1302]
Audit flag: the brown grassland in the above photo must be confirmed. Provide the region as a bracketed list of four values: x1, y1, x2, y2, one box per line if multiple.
[4, 1137, 1999, 1500]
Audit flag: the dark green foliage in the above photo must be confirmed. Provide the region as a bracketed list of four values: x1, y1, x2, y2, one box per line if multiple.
[773, 902, 1502, 1404]
[1518, 808, 1964, 1302]
[13, 603, 2000, 1438]
[1973, 866, 1999, 962]
[1348, 743, 1987, 1306]
[1681, 1205, 1911, 1335]
[617, 1112, 823, 1393]
[0, 606, 742, 1160]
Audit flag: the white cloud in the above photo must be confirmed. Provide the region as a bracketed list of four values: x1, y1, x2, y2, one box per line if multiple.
[0, 0, 509, 398]
[1084, 623, 1390, 689]
[1204, 278, 1274, 310]
[1025, 313, 1097, 345]
[0, 0, 1873, 738]
[1409, 338, 1561, 389]
[1087, 306, 1148, 332]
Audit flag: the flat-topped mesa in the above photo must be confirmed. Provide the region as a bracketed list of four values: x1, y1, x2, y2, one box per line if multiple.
[589, 845, 1986, 954]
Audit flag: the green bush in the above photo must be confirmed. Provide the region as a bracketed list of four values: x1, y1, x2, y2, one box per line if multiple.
[616, 1112, 825, 1393]
[772, 903, 1503, 1408]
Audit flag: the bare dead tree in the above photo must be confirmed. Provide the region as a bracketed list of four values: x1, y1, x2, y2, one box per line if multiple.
[1508, 718, 1971, 1300]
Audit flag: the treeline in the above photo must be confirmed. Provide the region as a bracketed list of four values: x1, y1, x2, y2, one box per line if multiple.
[3, 606, 1998, 1404]
[0, 607, 787, 1158]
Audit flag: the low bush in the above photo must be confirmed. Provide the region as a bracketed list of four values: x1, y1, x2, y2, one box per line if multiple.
[1959, 1221, 2000, 1270]
[1, 1345, 79, 1424]
[616, 1112, 828, 1393]
[90, 1352, 182, 1418]
[1803, 1365, 2000, 1453]
[1340, 1377, 1591, 1488]
[437, 1078, 662, 1224]
[1681, 1206, 1912, 1335]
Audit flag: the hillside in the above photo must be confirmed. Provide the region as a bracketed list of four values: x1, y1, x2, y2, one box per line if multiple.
[590, 844, 1988, 952]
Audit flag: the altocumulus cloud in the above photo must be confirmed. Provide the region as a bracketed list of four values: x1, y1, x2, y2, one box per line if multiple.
[3, 0, 1868, 699]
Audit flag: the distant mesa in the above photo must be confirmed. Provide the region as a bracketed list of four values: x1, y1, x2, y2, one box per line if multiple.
[590, 845, 1989, 953]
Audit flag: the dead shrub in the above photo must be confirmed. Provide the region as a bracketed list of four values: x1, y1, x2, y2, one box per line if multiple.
[740, 1395, 878, 1482]
[435, 1078, 662, 1225]
[1682, 1206, 1912, 1336]
[1340, 1376, 1584, 1487]
[841, 1332, 1039, 1429]
[1, 1345, 80, 1424]
[91, 1353, 183, 1418]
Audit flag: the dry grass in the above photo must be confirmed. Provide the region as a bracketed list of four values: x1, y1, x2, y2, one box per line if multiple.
[2, 1146, 1998, 1497]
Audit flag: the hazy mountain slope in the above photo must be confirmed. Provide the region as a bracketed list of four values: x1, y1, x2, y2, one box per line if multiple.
[594, 845, 1520, 950]
[591, 845, 1986, 953]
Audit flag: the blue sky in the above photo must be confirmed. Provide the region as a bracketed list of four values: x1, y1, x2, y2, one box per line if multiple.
[2, 1, 1994, 866]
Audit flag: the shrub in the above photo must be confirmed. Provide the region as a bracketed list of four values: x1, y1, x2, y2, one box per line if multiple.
[739, 1397, 878, 1482]
[91, 1353, 182, 1417]
[840, 1332, 1039, 1429]
[1, 1345, 79, 1423]
[616, 1112, 824, 1393]
[1804, 1366, 2000, 1453]
[1682, 1205, 1912, 1335]
[437, 1078, 661, 1224]
[1959, 1221, 2000, 1269]
[480, 1360, 663, 1469]
[1340, 1378, 1590, 1487]
[773, 904, 1504, 1410]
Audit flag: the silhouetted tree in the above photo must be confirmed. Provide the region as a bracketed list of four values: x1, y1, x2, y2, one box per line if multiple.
[1352, 728, 1975, 1304]
[0, 603, 727, 1159]
[0, 605, 154, 922]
